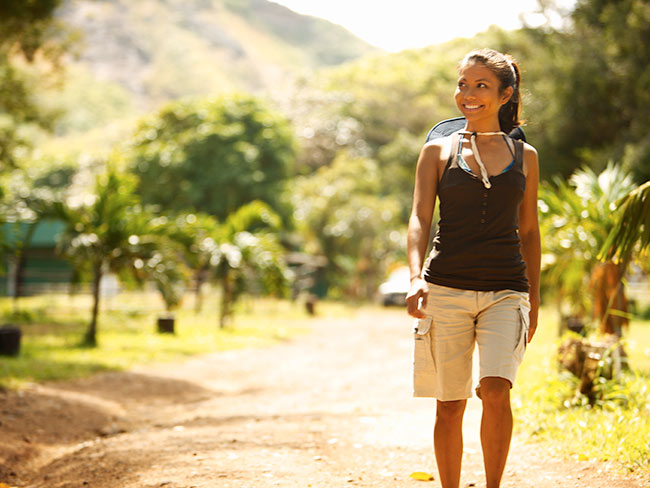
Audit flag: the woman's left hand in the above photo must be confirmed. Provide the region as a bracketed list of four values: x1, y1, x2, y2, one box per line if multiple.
[527, 295, 540, 343]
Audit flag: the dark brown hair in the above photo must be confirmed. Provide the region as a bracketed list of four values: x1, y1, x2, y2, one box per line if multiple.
[459, 48, 522, 134]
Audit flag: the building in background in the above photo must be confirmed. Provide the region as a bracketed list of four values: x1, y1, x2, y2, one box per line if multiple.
[1, 220, 74, 296]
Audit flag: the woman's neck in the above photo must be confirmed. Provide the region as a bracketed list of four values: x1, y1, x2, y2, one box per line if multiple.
[463, 116, 501, 134]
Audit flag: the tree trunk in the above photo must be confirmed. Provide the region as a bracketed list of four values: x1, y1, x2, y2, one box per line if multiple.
[589, 261, 628, 337]
[11, 223, 37, 315]
[194, 269, 204, 314]
[8, 255, 20, 315]
[219, 271, 231, 329]
[85, 262, 103, 346]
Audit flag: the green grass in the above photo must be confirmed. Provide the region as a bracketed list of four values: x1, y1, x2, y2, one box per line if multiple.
[627, 319, 650, 374]
[513, 308, 650, 479]
[0, 291, 342, 388]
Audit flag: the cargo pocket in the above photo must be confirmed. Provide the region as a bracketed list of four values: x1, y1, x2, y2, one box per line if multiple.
[413, 315, 436, 397]
[413, 316, 435, 375]
[514, 299, 530, 362]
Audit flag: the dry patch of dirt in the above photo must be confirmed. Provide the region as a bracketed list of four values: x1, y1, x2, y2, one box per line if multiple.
[1, 309, 647, 487]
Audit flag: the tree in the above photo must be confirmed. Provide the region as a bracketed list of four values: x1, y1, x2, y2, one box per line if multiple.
[127, 93, 296, 221]
[0, 0, 73, 170]
[531, 0, 650, 180]
[539, 163, 636, 335]
[47, 164, 159, 346]
[139, 237, 189, 315]
[164, 212, 221, 313]
[208, 201, 289, 328]
[291, 153, 404, 298]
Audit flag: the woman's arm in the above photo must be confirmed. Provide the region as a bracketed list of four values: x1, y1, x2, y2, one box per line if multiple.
[406, 142, 441, 318]
[518, 144, 541, 342]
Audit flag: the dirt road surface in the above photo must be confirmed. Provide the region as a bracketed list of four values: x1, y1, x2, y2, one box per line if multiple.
[1, 308, 647, 487]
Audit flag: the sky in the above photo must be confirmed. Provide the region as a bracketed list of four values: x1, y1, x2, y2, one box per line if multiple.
[271, 0, 576, 52]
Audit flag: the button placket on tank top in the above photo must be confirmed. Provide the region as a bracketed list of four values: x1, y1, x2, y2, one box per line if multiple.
[481, 190, 489, 225]
[457, 132, 508, 228]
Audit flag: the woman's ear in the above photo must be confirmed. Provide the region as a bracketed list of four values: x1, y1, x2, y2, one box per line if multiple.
[501, 86, 514, 105]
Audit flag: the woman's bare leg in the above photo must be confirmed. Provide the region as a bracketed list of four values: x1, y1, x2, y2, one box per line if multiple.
[479, 377, 513, 488]
[434, 399, 467, 488]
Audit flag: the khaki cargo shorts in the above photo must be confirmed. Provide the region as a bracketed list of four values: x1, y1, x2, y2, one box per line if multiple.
[413, 282, 530, 401]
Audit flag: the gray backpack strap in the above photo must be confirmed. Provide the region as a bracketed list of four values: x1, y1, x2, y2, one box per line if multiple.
[425, 117, 527, 143]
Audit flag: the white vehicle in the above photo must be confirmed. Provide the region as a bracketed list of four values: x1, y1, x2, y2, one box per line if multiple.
[378, 266, 410, 306]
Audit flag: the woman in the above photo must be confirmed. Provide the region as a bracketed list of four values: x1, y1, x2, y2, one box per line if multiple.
[406, 48, 541, 488]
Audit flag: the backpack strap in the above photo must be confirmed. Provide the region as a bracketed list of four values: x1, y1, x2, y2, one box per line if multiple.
[425, 117, 527, 143]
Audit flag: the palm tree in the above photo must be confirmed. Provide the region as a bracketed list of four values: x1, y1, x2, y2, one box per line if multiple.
[138, 229, 189, 315]
[164, 213, 220, 313]
[48, 166, 158, 346]
[539, 163, 636, 335]
[599, 180, 650, 267]
[209, 201, 288, 328]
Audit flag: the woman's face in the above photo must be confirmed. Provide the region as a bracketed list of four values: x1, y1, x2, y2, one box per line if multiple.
[454, 62, 512, 124]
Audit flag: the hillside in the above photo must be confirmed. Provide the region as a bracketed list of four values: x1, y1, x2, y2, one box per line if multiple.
[54, 0, 378, 123]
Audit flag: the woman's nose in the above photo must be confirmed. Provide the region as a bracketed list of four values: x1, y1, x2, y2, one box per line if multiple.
[464, 86, 479, 98]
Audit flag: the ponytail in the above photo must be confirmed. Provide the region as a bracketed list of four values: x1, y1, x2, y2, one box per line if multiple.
[498, 58, 521, 134]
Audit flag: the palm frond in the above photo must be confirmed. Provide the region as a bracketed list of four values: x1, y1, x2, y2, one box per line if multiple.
[599, 180, 650, 264]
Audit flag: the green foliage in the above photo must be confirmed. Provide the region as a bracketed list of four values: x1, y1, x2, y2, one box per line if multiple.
[521, 375, 650, 474]
[41, 162, 163, 345]
[600, 180, 650, 267]
[0, 0, 65, 59]
[166, 213, 219, 271]
[538, 163, 636, 315]
[220, 199, 282, 237]
[135, 230, 189, 313]
[533, 0, 650, 180]
[210, 201, 289, 327]
[291, 153, 404, 298]
[43, 65, 136, 135]
[276, 85, 368, 174]
[127, 94, 296, 221]
[311, 40, 465, 150]
[52, 169, 147, 271]
[514, 312, 650, 476]
[0, 0, 74, 170]
[375, 129, 423, 222]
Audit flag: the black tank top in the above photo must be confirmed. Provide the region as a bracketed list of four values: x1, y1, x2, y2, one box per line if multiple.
[423, 133, 529, 292]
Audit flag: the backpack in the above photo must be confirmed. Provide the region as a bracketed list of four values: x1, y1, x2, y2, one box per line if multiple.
[424, 116, 526, 143]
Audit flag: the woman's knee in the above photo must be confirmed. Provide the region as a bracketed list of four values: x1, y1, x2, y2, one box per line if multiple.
[478, 377, 511, 407]
[436, 399, 467, 421]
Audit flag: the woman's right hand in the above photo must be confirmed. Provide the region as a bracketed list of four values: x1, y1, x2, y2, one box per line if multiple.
[405, 277, 428, 318]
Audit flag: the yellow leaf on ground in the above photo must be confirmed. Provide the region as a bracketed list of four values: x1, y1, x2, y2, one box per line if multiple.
[409, 471, 435, 481]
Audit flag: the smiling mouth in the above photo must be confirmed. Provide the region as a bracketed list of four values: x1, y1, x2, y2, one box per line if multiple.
[463, 104, 483, 111]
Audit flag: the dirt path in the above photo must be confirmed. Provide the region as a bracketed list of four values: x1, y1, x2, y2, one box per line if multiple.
[1, 308, 647, 487]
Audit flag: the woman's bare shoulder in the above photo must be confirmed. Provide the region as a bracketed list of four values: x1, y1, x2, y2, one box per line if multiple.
[522, 141, 538, 158]
[521, 141, 539, 177]
[421, 134, 455, 165]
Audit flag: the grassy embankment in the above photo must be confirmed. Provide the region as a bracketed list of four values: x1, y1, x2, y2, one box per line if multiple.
[514, 307, 650, 478]
[0, 291, 350, 388]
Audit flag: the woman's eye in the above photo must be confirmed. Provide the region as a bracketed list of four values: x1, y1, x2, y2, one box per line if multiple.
[478, 83, 487, 88]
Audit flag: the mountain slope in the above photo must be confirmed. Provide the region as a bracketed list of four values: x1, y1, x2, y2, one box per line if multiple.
[56, 0, 378, 110]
